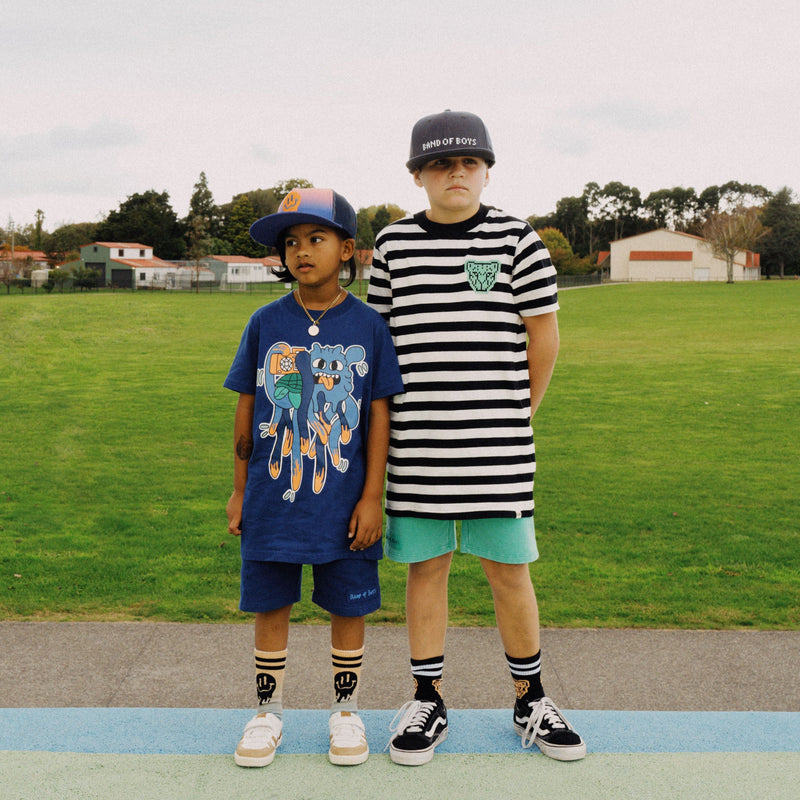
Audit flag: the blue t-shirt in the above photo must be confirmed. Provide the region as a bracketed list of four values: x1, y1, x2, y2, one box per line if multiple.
[224, 291, 404, 563]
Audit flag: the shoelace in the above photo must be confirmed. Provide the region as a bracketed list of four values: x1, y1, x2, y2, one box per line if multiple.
[520, 697, 569, 749]
[388, 699, 438, 735]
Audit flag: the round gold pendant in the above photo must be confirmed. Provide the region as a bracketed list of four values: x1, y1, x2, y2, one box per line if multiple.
[308, 324, 320, 336]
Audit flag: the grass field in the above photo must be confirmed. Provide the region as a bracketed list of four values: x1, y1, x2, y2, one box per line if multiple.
[1, 282, 798, 629]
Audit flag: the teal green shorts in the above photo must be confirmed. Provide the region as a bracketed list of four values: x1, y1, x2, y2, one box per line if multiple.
[385, 516, 538, 565]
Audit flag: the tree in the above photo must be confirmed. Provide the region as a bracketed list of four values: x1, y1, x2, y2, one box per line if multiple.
[185, 172, 217, 288]
[537, 227, 596, 275]
[187, 172, 219, 239]
[34, 209, 45, 250]
[49, 268, 72, 293]
[581, 182, 603, 255]
[596, 181, 642, 242]
[759, 187, 800, 278]
[717, 181, 771, 213]
[96, 190, 186, 259]
[703, 205, 767, 283]
[532, 195, 585, 255]
[71, 265, 101, 291]
[43, 222, 98, 264]
[643, 187, 699, 232]
[356, 204, 407, 242]
[272, 178, 314, 200]
[355, 208, 375, 251]
[223, 194, 266, 258]
[537, 227, 575, 272]
[370, 206, 391, 239]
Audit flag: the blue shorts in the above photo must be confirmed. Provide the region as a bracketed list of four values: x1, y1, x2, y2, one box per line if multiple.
[240, 558, 380, 617]
[385, 516, 538, 565]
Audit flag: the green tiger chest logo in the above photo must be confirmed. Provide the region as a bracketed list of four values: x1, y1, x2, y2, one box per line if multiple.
[464, 259, 500, 293]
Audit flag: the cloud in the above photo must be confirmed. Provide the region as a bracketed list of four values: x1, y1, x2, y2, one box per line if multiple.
[250, 144, 280, 164]
[0, 119, 143, 206]
[541, 127, 593, 158]
[0, 119, 140, 163]
[578, 100, 687, 133]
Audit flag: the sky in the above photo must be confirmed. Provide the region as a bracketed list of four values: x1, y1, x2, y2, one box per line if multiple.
[3, 0, 800, 234]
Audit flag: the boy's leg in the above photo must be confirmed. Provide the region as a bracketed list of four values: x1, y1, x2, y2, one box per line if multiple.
[389, 553, 451, 765]
[480, 558, 585, 761]
[328, 613, 369, 765]
[406, 552, 452, 661]
[254, 606, 292, 713]
[236, 559, 302, 768]
[235, 606, 291, 768]
[330, 613, 365, 710]
[316, 555, 381, 768]
[478, 559, 540, 658]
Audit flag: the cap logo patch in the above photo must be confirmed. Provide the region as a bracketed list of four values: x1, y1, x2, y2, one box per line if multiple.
[281, 190, 303, 212]
[465, 259, 500, 293]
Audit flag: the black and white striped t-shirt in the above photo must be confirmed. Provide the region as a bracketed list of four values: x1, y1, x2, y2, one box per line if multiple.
[368, 204, 559, 520]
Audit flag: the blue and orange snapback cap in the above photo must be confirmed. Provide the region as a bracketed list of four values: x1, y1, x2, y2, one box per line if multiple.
[249, 188, 357, 247]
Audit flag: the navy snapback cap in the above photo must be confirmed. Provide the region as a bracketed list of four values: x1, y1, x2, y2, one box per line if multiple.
[249, 188, 357, 247]
[406, 109, 495, 172]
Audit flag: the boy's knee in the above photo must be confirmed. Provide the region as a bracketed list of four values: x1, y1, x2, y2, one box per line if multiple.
[409, 552, 453, 580]
[481, 559, 533, 590]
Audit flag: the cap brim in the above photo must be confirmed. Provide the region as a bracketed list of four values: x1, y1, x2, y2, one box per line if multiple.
[249, 212, 353, 247]
[406, 148, 496, 172]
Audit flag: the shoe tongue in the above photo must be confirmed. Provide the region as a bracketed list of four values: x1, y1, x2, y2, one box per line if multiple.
[340, 711, 352, 717]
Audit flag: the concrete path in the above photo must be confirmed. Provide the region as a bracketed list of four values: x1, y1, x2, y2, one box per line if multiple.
[2, 622, 798, 710]
[2, 623, 799, 799]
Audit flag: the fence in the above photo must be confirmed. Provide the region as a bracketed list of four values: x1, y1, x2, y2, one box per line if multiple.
[557, 272, 603, 288]
[5, 274, 598, 297]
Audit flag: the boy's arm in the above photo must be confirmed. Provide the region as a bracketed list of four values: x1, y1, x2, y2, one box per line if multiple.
[523, 311, 560, 418]
[348, 396, 391, 550]
[226, 392, 255, 536]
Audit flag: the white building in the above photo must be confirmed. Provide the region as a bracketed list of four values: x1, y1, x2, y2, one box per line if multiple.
[133, 261, 215, 290]
[610, 229, 761, 282]
[201, 255, 282, 288]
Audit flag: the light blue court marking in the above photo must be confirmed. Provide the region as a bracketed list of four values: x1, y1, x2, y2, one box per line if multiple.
[1, 709, 799, 755]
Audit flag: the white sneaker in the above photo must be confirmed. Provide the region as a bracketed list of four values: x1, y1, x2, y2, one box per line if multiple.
[328, 710, 369, 765]
[234, 711, 283, 767]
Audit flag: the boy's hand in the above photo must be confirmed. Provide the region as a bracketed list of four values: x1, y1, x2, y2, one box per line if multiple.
[348, 497, 383, 550]
[226, 489, 244, 536]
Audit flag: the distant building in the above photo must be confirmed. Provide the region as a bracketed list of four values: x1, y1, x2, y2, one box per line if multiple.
[355, 249, 373, 282]
[0, 247, 49, 280]
[61, 242, 213, 289]
[609, 229, 760, 282]
[201, 255, 282, 288]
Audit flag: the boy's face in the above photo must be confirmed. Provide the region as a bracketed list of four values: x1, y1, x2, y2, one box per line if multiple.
[282, 223, 354, 298]
[414, 156, 490, 224]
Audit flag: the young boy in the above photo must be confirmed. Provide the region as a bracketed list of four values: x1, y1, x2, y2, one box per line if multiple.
[225, 188, 404, 767]
[368, 111, 586, 764]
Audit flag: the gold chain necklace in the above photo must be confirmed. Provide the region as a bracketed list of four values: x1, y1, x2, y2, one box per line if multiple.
[296, 287, 342, 336]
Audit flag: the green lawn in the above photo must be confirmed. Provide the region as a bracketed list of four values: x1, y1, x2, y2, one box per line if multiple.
[1, 282, 798, 629]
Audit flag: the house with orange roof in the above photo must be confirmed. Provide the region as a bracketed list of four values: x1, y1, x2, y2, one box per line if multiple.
[61, 242, 213, 289]
[609, 229, 760, 282]
[0, 247, 49, 281]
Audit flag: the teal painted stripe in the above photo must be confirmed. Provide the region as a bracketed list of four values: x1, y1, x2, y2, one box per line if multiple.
[1, 709, 798, 755]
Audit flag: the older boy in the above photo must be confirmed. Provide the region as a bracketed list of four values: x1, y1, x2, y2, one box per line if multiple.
[368, 110, 585, 764]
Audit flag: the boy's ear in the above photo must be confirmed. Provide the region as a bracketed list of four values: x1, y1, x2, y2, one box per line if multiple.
[341, 238, 355, 260]
[413, 169, 423, 188]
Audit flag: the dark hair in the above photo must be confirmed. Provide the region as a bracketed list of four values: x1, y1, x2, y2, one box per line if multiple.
[271, 230, 356, 287]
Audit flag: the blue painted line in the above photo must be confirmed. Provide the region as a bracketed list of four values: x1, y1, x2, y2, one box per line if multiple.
[1, 709, 798, 755]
